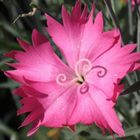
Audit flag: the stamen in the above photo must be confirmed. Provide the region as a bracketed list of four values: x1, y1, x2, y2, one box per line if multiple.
[56, 74, 67, 85]
[75, 58, 92, 78]
[56, 73, 78, 86]
[56, 59, 107, 87]
[79, 82, 89, 94]
[91, 65, 107, 78]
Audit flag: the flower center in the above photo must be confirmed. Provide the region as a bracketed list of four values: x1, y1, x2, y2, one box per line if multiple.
[56, 58, 92, 86]
[79, 82, 89, 94]
[56, 58, 107, 94]
[74, 58, 92, 84]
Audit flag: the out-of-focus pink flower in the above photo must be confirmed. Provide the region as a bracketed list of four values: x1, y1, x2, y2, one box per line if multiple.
[132, 0, 140, 6]
[121, 0, 140, 10]
[132, 0, 140, 10]
[5, 1, 140, 137]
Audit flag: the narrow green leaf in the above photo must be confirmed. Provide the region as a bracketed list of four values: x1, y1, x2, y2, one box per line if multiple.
[0, 121, 18, 140]
[0, 81, 19, 89]
[0, 58, 12, 67]
[103, 0, 121, 30]
[121, 80, 140, 95]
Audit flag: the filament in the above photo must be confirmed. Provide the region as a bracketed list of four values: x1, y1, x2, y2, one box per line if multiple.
[56, 73, 78, 86]
[79, 82, 89, 94]
[56, 59, 107, 87]
[75, 58, 92, 79]
[91, 65, 107, 78]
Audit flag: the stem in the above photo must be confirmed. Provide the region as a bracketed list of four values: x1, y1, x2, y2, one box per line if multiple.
[134, 0, 140, 16]
[128, 0, 133, 36]
[103, 0, 121, 30]
[0, 121, 18, 140]
[110, 0, 116, 14]
[137, 7, 140, 52]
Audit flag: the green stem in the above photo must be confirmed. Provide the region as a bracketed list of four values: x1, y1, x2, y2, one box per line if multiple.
[103, 0, 121, 30]
[137, 7, 140, 52]
[128, 0, 133, 36]
[0, 121, 19, 140]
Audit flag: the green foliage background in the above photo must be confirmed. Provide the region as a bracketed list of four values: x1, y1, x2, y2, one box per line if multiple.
[0, 0, 140, 140]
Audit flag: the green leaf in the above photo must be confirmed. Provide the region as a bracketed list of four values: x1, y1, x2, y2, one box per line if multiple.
[0, 120, 18, 140]
[121, 80, 140, 95]
[0, 58, 12, 67]
[0, 81, 19, 89]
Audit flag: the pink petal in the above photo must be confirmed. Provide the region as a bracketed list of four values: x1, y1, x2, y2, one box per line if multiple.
[68, 91, 95, 125]
[5, 30, 72, 84]
[17, 38, 30, 51]
[32, 29, 48, 46]
[20, 108, 43, 127]
[89, 86, 125, 136]
[46, 12, 80, 68]
[14, 86, 45, 136]
[68, 85, 125, 136]
[86, 43, 140, 99]
[79, 11, 103, 58]
[89, 28, 120, 62]
[27, 119, 41, 136]
[46, 6, 119, 69]
[71, 1, 82, 21]
[15, 83, 78, 133]
[46, 3, 95, 68]
[22, 74, 75, 94]
[41, 85, 77, 127]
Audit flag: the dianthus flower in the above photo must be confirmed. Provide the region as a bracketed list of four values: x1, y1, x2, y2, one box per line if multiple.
[121, 0, 140, 10]
[132, 0, 140, 6]
[5, 1, 140, 137]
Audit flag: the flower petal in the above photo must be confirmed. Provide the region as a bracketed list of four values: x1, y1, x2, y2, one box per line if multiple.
[14, 86, 45, 136]
[88, 28, 120, 62]
[87, 40, 140, 99]
[46, 2, 118, 69]
[32, 29, 48, 46]
[79, 11, 103, 58]
[89, 86, 125, 136]
[68, 85, 125, 136]
[41, 85, 77, 127]
[14, 80, 79, 135]
[46, 2, 96, 68]
[25, 80, 77, 128]
[5, 30, 72, 84]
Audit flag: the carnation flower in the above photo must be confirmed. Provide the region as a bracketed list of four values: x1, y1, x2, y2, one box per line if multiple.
[132, 0, 140, 6]
[5, 1, 140, 137]
[120, 0, 140, 10]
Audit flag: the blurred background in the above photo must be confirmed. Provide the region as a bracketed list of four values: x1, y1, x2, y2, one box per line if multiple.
[0, 0, 140, 140]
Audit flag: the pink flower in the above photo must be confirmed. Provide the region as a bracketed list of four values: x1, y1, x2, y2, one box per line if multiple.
[132, 0, 140, 6]
[5, 1, 140, 137]
[13, 85, 45, 136]
[121, 0, 140, 10]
